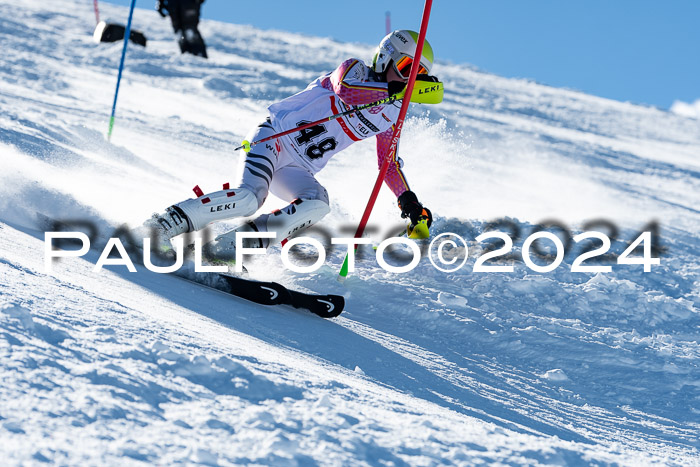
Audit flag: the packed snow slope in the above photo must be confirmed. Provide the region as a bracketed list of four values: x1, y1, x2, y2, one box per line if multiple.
[1, 0, 699, 464]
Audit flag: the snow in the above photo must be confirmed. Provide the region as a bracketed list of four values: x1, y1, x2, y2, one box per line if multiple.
[1, 0, 699, 464]
[670, 99, 700, 119]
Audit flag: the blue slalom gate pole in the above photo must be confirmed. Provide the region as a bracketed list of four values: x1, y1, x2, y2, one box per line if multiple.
[107, 0, 136, 141]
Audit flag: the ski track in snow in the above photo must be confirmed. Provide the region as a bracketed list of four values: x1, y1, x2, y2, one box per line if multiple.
[1, 0, 699, 464]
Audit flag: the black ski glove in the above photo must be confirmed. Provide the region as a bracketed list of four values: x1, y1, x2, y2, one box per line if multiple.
[388, 75, 438, 98]
[155, 0, 168, 17]
[416, 74, 440, 82]
[398, 190, 433, 227]
[387, 81, 406, 98]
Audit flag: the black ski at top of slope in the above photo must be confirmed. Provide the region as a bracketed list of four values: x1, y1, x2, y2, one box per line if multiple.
[217, 274, 344, 318]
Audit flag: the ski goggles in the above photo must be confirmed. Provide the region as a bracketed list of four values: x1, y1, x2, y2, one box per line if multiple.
[393, 55, 428, 80]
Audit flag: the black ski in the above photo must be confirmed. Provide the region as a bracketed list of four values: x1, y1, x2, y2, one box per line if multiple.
[217, 274, 344, 318]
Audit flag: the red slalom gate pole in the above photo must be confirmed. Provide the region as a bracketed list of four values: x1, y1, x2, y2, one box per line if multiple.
[94, 0, 100, 24]
[338, 0, 433, 280]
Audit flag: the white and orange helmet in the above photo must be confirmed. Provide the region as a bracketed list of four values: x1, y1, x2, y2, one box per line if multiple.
[372, 29, 434, 79]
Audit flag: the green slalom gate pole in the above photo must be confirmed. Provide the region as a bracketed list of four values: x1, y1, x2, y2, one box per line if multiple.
[107, 0, 136, 141]
[338, 0, 433, 281]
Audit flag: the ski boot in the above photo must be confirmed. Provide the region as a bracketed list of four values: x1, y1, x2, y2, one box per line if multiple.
[204, 198, 330, 263]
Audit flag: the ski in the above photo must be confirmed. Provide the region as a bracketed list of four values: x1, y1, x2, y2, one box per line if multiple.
[217, 274, 344, 318]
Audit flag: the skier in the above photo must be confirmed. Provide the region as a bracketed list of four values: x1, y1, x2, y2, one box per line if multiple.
[156, 0, 207, 58]
[145, 30, 436, 262]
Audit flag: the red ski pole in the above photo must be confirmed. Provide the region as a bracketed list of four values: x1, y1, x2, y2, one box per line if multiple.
[339, 0, 433, 280]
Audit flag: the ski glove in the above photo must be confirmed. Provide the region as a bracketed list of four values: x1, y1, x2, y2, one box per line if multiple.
[155, 0, 167, 17]
[398, 190, 433, 228]
[387, 81, 406, 99]
[416, 74, 440, 83]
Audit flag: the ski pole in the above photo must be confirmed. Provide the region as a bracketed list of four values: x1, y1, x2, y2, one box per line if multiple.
[233, 95, 398, 153]
[339, 0, 433, 281]
[107, 0, 136, 142]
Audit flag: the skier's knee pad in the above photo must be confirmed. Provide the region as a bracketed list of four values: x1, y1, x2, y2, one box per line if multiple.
[176, 186, 258, 231]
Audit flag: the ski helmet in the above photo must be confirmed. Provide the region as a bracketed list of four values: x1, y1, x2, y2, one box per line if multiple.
[372, 30, 434, 79]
